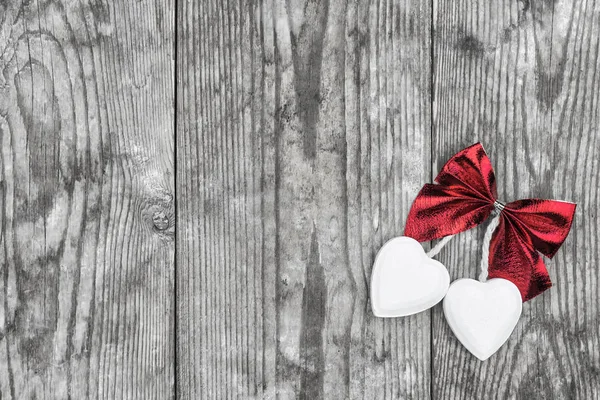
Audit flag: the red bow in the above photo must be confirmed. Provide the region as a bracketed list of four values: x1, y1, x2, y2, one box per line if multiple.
[404, 143, 576, 301]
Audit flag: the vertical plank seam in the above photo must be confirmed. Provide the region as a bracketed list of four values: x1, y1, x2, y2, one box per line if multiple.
[429, 0, 435, 398]
[549, 0, 555, 175]
[174, 0, 179, 398]
[272, 0, 282, 389]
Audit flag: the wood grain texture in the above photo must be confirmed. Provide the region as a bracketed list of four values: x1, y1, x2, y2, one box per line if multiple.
[0, 1, 174, 399]
[433, 0, 600, 398]
[176, 0, 432, 398]
[2, 0, 599, 398]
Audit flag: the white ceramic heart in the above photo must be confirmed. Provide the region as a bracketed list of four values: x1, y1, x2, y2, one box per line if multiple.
[443, 278, 522, 361]
[370, 236, 450, 317]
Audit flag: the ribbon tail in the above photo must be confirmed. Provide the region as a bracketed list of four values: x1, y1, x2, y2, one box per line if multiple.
[488, 215, 552, 301]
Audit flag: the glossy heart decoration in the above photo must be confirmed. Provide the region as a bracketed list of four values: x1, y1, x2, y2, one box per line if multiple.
[370, 236, 450, 317]
[443, 278, 522, 361]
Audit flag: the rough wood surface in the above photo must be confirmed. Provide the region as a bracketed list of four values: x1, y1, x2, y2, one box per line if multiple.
[0, 1, 174, 399]
[433, 0, 600, 398]
[2, 0, 599, 398]
[176, 0, 432, 398]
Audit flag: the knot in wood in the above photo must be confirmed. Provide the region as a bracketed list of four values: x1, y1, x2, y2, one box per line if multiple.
[152, 211, 170, 231]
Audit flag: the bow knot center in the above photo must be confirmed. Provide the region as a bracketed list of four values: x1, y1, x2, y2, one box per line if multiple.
[493, 200, 505, 212]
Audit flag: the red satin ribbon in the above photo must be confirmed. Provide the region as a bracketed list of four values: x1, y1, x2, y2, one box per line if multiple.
[404, 143, 576, 301]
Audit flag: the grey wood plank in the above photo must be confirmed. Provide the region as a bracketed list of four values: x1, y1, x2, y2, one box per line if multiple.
[432, 0, 600, 398]
[0, 1, 174, 398]
[176, 0, 432, 398]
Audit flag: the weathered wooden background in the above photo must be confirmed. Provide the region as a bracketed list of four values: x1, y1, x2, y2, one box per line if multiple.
[0, 0, 598, 398]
